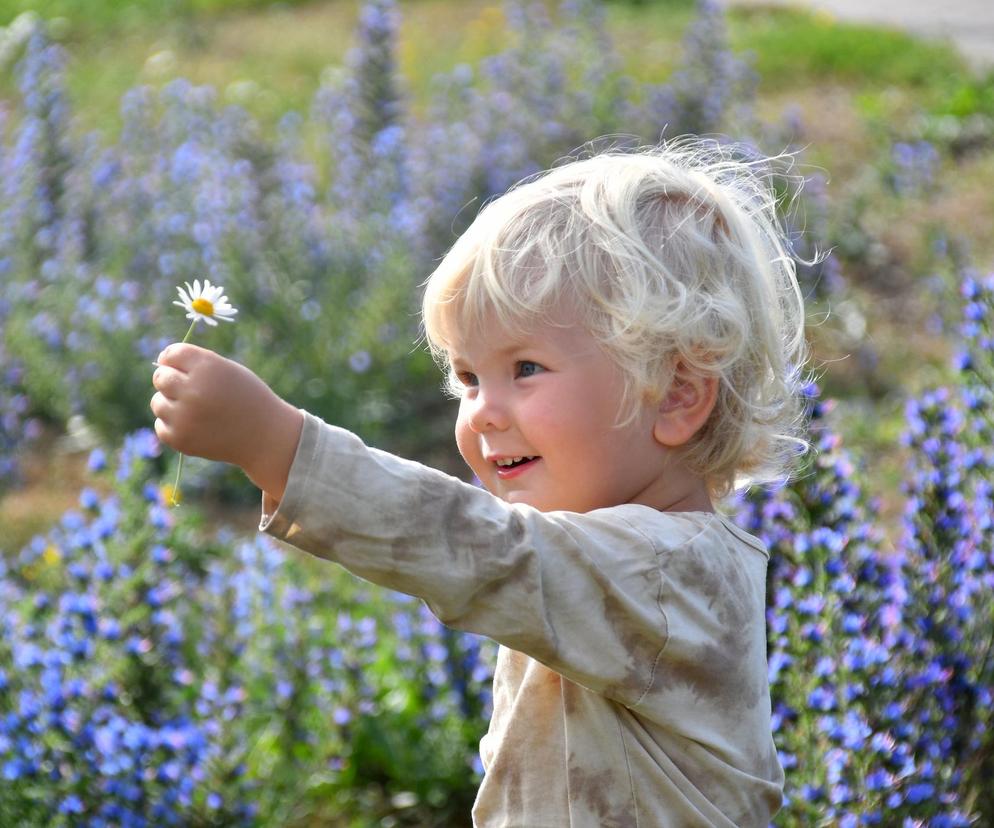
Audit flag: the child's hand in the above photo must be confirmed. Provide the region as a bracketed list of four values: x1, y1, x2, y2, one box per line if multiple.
[150, 343, 303, 502]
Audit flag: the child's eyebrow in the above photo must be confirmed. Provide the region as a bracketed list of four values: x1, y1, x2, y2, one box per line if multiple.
[449, 339, 545, 367]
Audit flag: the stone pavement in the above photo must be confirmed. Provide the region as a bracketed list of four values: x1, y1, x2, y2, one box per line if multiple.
[725, 0, 994, 69]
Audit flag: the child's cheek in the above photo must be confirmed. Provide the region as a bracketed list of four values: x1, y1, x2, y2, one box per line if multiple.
[454, 411, 487, 478]
[522, 397, 564, 436]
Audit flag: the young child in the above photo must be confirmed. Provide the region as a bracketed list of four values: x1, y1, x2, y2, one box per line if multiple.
[150, 140, 807, 827]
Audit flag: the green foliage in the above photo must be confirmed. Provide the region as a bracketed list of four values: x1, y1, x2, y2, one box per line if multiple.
[729, 7, 968, 92]
[603, 0, 694, 8]
[937, 73, 994, 120]
[0, 0, 319, 34]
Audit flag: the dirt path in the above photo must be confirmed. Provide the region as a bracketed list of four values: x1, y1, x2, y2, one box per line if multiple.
[726, 0, 994, 69]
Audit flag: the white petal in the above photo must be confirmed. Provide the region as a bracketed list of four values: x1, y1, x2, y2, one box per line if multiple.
[203, 315, 218, 326]
[176, 286, 192, 306]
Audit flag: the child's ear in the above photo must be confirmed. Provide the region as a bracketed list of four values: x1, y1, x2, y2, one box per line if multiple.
[652, 362, 719, 448]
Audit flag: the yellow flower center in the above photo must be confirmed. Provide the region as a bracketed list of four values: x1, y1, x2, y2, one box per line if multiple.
[191, 297, 215, 316]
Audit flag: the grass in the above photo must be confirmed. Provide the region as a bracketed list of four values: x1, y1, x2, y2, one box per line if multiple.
[0, 0, 320, 34]
[728, 6, 970, 93]
[598, 0, 699, 83]
[2, 1, 517, 134]
[1, 430, 98, 552]
[1, 1, 974, 135]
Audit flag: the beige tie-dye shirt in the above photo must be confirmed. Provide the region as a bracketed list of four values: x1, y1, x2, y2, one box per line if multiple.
[260, 412, 785, 827]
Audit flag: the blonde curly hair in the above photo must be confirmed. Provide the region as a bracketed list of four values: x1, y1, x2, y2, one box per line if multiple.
[422, 138, 809, 497]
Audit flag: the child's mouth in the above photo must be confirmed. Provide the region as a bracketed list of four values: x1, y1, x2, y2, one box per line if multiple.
[494, 456, 539, 478]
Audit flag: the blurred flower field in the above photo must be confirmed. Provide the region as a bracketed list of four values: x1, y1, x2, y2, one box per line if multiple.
[1, 0, 994, 824]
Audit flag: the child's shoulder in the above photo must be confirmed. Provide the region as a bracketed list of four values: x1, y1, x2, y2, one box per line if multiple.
[588, 503, 768, 560]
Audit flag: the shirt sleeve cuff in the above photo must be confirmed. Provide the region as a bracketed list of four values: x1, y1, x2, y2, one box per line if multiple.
[259, 408, 320, 539]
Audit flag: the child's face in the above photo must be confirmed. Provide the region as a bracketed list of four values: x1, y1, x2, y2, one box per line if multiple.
[448, 310, 671, 514]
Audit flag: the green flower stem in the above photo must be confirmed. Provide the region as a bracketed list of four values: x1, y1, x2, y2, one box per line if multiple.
[169, 319, 198, 507]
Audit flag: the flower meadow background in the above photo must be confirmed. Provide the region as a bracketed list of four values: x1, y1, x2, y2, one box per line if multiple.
[1, 0, 994, 824]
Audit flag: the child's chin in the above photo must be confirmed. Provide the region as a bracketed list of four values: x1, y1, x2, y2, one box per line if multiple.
[499, 490, 534, 506]
[502, 492, 559, 512]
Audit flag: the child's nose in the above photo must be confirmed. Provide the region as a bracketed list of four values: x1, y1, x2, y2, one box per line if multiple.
[466, 386, 510, 433]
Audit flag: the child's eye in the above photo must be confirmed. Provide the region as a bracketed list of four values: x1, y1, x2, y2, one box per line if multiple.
[516, 361, 544, 378]
[456, 371, 478, 387]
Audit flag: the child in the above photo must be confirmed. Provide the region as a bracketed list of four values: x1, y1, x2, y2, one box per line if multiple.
[150, 139, 807, 827]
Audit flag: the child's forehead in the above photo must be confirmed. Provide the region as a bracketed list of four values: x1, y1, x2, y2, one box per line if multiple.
[446, 316, 540, 357]
[446, 310, 599, 363]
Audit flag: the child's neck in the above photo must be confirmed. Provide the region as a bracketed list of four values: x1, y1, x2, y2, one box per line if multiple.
[629, 472, 714, 514]
[656, 488, 714, 513]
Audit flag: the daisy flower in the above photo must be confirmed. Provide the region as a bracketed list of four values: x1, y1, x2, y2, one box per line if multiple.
[173, 279, 238, 329]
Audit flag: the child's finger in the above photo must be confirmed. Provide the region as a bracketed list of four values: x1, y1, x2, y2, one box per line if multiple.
[156, 342, 200, 370]
[156, 346, 179, 367]
[152, 416, 178, 450]
[151, 365, 185, 399]
[150, 390, 178, 420]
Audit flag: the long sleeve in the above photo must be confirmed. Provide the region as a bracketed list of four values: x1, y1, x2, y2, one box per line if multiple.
[261, 410, 670, 706]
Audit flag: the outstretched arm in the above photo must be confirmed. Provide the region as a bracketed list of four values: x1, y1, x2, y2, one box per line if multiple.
[150, 343, 303, 503]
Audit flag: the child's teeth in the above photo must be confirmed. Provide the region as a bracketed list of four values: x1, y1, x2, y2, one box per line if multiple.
[497, 456, 531, 467]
